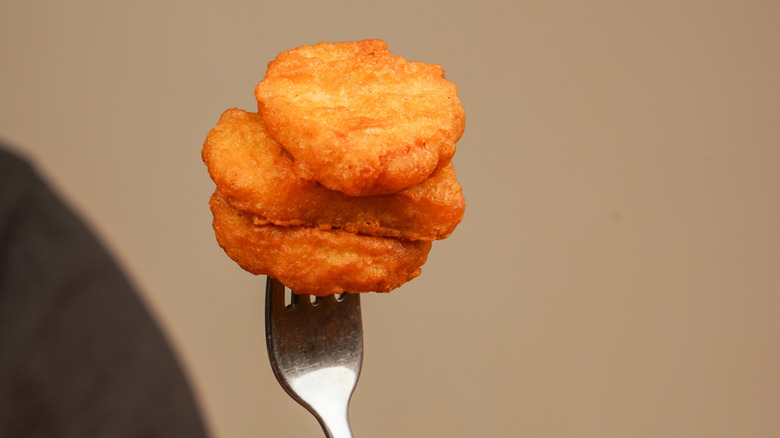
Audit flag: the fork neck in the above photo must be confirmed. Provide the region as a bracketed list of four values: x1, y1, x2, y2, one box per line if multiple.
[316, 408, 353, 438]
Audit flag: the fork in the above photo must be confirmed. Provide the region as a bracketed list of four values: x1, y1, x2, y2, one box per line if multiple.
[265, 277, 364, 438]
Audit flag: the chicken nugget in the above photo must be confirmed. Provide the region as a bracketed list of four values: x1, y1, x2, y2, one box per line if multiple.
[210, 190, 432, 295]
[254, 39, 465, 196]
[202, 108, 465, 241]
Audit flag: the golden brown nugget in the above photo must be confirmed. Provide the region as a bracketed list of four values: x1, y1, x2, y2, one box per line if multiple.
[254, 39, 465, 196]
[202, 108, 465, 241]
[210, 191, 432, 295]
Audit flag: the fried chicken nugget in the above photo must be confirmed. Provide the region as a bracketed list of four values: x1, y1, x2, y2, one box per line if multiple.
[210, 190, 432, 295]
[254, 39, 465, 196]
[202, 108, 465, 241]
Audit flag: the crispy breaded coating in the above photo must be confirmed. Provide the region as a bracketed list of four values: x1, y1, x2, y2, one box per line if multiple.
[202, 108, 465, 241]
[203, 40, 465, 295]
[210, 191, 432, 295]
[255, 39, 465, 196]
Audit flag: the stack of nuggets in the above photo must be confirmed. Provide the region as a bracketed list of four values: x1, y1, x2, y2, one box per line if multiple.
[202, 40, 466, 296]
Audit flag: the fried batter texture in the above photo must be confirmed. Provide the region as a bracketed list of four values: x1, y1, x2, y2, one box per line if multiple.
[210, 191, 432, 295]
[254, 39, 465, 196]
[202, 108, 465, 241]
[203, 39, 465, 295]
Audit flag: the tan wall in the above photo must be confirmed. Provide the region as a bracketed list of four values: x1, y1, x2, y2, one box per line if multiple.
[2, 1, 779, 436]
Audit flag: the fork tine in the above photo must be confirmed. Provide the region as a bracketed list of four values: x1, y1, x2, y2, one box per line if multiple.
[291, 291, 303, 308]
[338, 292, 359, 309]
[265, 276, 287, 311]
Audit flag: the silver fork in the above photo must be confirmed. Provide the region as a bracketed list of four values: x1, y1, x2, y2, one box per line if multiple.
[265, 277, 364, 438]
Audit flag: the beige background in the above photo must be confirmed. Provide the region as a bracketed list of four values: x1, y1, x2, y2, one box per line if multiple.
[2, 1, 779, 437]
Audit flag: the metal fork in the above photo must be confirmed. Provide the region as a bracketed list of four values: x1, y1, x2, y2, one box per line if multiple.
[265, 277, 364, 438]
